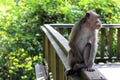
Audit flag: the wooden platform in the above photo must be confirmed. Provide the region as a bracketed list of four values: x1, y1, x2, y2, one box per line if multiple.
[95, 63, 120, 80]
[35, 64, 47, 80]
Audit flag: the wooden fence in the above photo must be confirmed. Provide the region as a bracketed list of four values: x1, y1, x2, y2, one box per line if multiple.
[39, 24, 120, 80]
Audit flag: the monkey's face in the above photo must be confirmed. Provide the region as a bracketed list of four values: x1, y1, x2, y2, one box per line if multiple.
[87, 11, 102, 29]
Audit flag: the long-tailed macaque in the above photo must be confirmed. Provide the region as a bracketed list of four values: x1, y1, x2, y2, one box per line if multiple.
[66, 10, 102, 75]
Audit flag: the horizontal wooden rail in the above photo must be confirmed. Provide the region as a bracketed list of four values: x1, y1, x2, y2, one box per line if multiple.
[50, 24, 120, 28]
[49, 24, 120, 63]
[41, 24, 107, 80]
[41, 25, 70, 80]
[42, 24, 70, 70]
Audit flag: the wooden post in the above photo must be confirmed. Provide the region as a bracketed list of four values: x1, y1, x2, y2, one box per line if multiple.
[44, 35, 48, 62]
[100, 28, 105, 61]
[117, 28, 120, 59]
[108, 28, 113, 61]
[59, 28, 64, 35]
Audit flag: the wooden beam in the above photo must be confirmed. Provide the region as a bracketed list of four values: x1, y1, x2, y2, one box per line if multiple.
[49, 24, 120, 28]
[41, 25, 70, 71]
[35, 64, 47, 80]
[44, 24, 70, 56]
[81, 67, 107, 80]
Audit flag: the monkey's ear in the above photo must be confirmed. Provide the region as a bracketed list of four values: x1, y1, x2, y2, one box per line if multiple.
[85, 12, 90, 18]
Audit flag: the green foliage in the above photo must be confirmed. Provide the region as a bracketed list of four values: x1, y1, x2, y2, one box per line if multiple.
[0, 0, 120, 79]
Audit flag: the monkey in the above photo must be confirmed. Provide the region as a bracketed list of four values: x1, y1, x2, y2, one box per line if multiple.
[66, 10, 102, 76]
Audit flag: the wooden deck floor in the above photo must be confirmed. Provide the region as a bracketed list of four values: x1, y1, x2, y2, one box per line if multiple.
[95, 63, 120, 80]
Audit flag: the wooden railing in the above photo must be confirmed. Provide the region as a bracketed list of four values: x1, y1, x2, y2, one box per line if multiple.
[41, 24, 70, 80]
[49, 24, 120, 63]
[40, 24, 120, 80]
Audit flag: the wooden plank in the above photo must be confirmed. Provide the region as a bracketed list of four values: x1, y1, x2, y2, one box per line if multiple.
[117, 28, 120, 59]
[44, 34, 48, 62]
[81, 67, 107, 80]
[42, 25, 70, 70]
[41, 26, 71, 79]
[56, 55, 60, 80]
[50, 24, 73, 28]
[43, 59, 49, 79]
[48, 40, 51, 72]
[96, 63, 120, 80]
[59, 59, 65, 80]
[43, 33, 45, 58]
[102, 24, 120, 28]
[41, 25, 106, 80]
[100, 28, 105, 60]
[49, 43, 54, 79]
[59, 28, 64, 35]
[108, 28, 113, 61]
[49, 24, 120, 28]
[41, 25, 72, 79]
[96, 56, 117, 60]
[35, 64, 47, 80]
[50, 45, 58, 80]
[68, 28, 71, 36]
[44, 24, 70, 55]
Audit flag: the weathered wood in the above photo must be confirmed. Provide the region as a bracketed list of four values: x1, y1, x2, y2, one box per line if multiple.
[41, 25, 106, 80]
[59, 28, 64, 35]
[50, 24, 73, 28]
[44, 24, 70, 55]
[96, 56, 117, 60]
[108, 28, 113, 61]
[41, 25, 70, 71]
[43, 59, 49, 79]
[102, 24, 120, 28]
[41, 25, 71, 80]
[100, 28, 105, 60]
[81, 67, 106, 80]
[56, 55, 60, 80]
[49, 44, 54, 79]
[50, 24, 120, 28]
[117, 28, 120, 59]
[96, 63, 120, 80]
[44, 33, 49, 62]
[48, 40, 51, 72]
[68, 28, 71, 35]
[59, 59, 65, 80]
[35, 64, 47, 80]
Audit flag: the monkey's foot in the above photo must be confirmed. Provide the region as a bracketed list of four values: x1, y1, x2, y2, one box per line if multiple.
[83, 68, 95, 72]
[73, 63, 87, 71]
[66, 69, 76, 76]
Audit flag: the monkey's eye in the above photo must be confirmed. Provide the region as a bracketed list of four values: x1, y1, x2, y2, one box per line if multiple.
[97, 15, 101, 18]
[95, 21, 99, 23]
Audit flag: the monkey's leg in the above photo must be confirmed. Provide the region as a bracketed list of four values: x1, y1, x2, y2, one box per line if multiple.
[66, 48, 88, 76]
[83, 43, 91, 65]
[83, 43, 95, 72]
[66, 50, 83, 76]
[66, 50, 76, 76]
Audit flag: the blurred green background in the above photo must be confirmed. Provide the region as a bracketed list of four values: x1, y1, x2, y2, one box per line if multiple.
[0, 0, 120, 80]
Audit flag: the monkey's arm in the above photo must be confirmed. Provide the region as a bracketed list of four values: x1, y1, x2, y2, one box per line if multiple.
[88, 33, 98, 67]
[69, 43, 82, 61]
[69, 25, 82, 60]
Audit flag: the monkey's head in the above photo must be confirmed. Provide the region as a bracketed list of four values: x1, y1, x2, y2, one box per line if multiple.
[85, 10, 102, 30]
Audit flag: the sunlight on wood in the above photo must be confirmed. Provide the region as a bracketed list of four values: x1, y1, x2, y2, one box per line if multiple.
[96, 63, 120, 80]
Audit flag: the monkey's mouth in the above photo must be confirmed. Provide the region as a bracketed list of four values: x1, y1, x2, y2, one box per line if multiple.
[96, 23, 102, 29]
